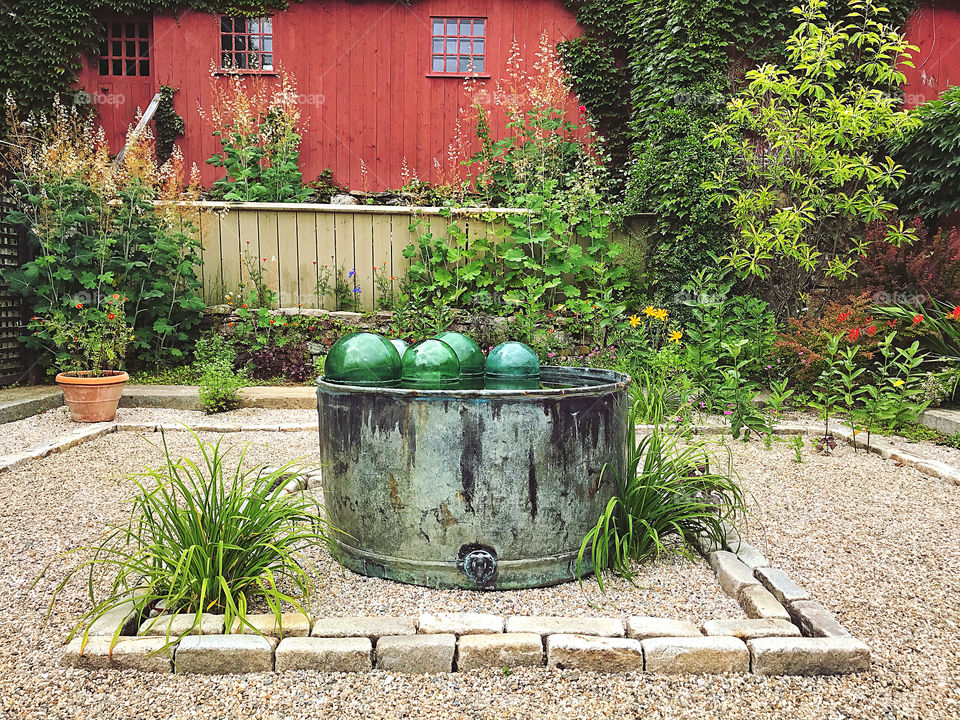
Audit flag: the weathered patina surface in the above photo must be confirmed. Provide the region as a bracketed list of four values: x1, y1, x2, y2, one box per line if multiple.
[317, 367, 629, 589]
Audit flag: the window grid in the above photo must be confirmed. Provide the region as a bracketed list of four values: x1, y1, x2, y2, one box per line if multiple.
[220, 16, 274, 72]
[431, 17, 485, 75]
[98, 21, 151, 77]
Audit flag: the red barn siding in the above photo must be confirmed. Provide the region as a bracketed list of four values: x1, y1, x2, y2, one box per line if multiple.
[901, 2, 960, 108]
[77, 0, 581, 190]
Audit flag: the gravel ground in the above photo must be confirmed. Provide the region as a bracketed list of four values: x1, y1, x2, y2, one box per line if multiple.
[0, 418, 959, 718]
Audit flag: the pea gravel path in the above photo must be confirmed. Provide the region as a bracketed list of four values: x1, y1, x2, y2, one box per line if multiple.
[0, 421, 958, 719]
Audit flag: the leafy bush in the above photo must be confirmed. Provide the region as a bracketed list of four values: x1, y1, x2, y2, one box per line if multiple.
[242, 342, 312, 383]
[2, 101, 205, 367]
[578, 427, 746, 589]
[857, 218, 960, 305]
[198, 361, 245, 414]
[27, 295, 133, 375]
[203, 71, 311, 202]
[891, 86, 960, 222]
[706, 0, 919, 312]
[48, 433, 336, 646]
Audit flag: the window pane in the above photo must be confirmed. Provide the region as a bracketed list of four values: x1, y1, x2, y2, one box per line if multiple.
[432, 55, 444, 72]
[459, 57, 471, 72]
[460, 20, 471, 35]
[139, 41, 149, 57]
[125, 22, 135, 36]
[445, 56, 456, 73]
[125, 59, 137, 75]
[113, 59, 122, 75]
[112, 40, 122, 56]
[432, 18, 443, 34]
[262, 53, 273, 69]
[432, 38, 443, 53]
[139, 22, 149, 38]
[111, 22, 122, 36]
[249, 35, 260, 51]
[247, 18, 259, 33]
[460, 39, 471, 54]
[221, 16, 232, 32]
[262, 17, 272, 32]
[235, 35, 246, 51]
[446, 38, 456, 53]
[236, 52, 247, 69]
[98, 59, 109, 75]
[473, 56, 484, 72]
[140, 60, 150, 76]
[263, 36, 272, 51]
[473, 39, 484, 55]
[221, 35, 232, 50]
[126, 40, 136, 56]
[474, 20, 485, 36]
[234, 17, 245, 32]
[446, 19, 457, 34]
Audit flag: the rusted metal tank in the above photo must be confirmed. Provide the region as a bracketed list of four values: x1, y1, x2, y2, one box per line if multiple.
[316, 366, 630, 589]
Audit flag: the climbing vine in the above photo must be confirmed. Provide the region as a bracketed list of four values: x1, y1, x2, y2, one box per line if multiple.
[154, 85, 184, 165]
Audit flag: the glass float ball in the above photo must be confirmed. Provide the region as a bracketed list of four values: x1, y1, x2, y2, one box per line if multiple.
[485, 341, 540, 390]
[389, 338, 409, 356]
[323, 332, 402, 387]
[434, 331, 485, 378]
[401, 339, 461, 390]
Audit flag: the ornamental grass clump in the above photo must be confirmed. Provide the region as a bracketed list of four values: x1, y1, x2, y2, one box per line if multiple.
[45, 433, 337, 648]
[578, 422, 747, 591]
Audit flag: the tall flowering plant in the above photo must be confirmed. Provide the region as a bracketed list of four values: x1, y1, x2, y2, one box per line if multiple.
[28, 296, 133, 376]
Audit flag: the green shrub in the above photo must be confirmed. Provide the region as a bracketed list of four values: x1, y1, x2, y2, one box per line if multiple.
[578, 426, 746, 589]
[706, 0, 919, 312]
[46, 433, 337, 647]
[198, 361, 246, 414]
[2, 100, 204, 368]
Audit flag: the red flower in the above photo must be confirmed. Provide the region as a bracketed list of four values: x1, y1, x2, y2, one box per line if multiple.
[951, 306, 960, 320]
[847, 327, 860, 342]
[913, 314, 923, 324]
[866, 325, 876, 336]
[269, 319, 275, 325]
[107, 313, 115, 320]
[112, 293, 119, 300]
[76, 303, 83, 309]
[838, 312, 850, 323]
[887, 319, 898, 327]
[578, 104, 586, 114]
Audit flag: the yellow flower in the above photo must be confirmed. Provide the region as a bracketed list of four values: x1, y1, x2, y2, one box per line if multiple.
[629, 315, 641, 328]
[892, 379, 905, 387]
[669, 330, 683, 343]
[643, 305, 656, 317]
[653, 308, 668, 322]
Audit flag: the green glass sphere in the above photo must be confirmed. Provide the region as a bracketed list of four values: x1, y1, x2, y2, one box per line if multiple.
[323, 332, 402, 387]
[389, 338, 409, 356]
[485, 341, 540, 379]
[485, 375, 541, 391]
[401, 339, 460, 389]
[434, 332, 485, 378]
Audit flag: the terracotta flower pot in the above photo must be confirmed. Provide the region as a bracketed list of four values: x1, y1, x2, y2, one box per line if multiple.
[55, 370, 129, 423]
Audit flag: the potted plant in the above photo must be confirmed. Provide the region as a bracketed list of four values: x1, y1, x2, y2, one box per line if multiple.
[31, 295, 133, 422]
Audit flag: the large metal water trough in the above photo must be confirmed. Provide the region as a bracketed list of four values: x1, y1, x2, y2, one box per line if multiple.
[316, 366, 630, 589]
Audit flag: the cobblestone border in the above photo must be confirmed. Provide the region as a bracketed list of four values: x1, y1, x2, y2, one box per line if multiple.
[1, 419, 927, 675]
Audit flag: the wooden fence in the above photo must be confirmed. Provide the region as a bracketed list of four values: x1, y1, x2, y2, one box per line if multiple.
[177, 202, 543, 311]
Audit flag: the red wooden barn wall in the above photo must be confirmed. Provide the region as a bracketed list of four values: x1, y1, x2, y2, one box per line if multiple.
[901, 2, 960, 108]
[76, 0, 582, 191]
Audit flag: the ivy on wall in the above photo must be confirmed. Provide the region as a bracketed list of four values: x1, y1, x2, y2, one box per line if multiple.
[155, 85, 185, 164]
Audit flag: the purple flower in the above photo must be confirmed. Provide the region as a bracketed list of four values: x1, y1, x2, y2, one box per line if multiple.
[547, 352, 555, 358]
[353, 287, 361, 293]
[728, 403, 735, 407]
[724, 410, 733, 416]
[348, 269, 356, 278]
